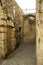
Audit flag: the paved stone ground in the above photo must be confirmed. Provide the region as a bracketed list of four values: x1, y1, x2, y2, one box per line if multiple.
[0, 41, 36, 65]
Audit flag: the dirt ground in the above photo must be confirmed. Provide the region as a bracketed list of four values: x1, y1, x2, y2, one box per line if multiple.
[0, 41, 36, 65]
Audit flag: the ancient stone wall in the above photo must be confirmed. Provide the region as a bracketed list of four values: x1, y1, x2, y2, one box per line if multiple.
[13, 0, 24, 46]
[0, 0, 24, 59]
[0, 0, 16, 59]
[36, 0, 43, 65]
[23, 14, 36, 43]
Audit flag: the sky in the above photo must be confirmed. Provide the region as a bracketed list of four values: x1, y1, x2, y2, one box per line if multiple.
[16, 0, 36, 14]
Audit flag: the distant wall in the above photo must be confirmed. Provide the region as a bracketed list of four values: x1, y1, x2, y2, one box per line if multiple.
[23, 14, 36, 43]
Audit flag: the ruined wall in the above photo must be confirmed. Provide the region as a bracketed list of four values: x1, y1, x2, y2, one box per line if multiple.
[0, 0, 16, 59]
[13, 0, 24, 46]
[36, 0, 43, 65]
[23, 14, 36, 43]
[0, 0, 24, 59]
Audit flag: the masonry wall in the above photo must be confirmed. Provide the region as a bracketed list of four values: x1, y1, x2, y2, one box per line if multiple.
[14, 0, 24, 46]
[36, 0, 43, 65]
[0, 0, 16, 59]
[23, 14, 36, 43]
[0, 0, 24, 59]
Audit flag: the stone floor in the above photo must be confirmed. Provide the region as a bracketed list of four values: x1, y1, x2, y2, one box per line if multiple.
[0, 41, 36, 65]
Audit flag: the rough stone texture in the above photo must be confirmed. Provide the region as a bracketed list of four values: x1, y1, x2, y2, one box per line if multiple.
[0, 0, 24, 59]
[36, 0, 43, 65]
[0, 0, 16, 59]
[13, 0, 24, 46]
[23, 14, 36, 43]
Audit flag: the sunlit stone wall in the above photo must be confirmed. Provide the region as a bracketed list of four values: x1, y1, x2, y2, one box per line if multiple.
[36, 0, 43, 65]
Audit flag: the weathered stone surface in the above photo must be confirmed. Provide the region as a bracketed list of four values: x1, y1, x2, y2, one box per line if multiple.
[13, 0, 24, 45]
[0, 0, 24, 59]
[0, 0, 16, 59]
[23, 14, 36, 43]
[36, 0, 43, 65]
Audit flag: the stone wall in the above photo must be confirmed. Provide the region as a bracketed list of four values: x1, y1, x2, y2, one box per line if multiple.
[13, 0, 24, 46]
[0, 0, 16, 59]
[23, 14, 36, 43]
[0, 0, 24, 59]
[36, 0, 43, 65]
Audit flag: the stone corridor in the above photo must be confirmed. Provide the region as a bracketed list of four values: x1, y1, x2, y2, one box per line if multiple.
[0, 0, 43, 65]
[0, 41, 36, 65]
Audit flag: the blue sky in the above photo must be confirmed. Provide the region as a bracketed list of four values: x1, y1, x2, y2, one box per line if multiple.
[16, 0, 36, 14]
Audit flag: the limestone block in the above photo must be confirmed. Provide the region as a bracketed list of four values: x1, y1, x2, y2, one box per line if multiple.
[0, 41, 7, 59]
[0, 33, 6, 41]
[0, 27, 7, 32]
[11, 28, 15, 39]
[11, 39, 16, 51]
[0, 20, 7, 26]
